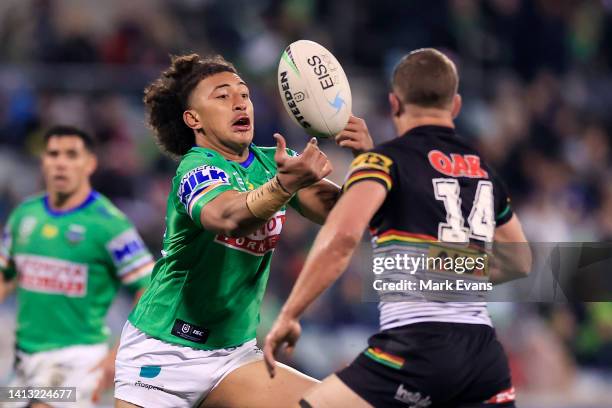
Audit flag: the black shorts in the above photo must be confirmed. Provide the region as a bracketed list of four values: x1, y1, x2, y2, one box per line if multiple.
[336, 322, 515, 408]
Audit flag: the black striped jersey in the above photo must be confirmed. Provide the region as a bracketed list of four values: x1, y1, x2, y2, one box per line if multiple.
[344, 125, 513, 328]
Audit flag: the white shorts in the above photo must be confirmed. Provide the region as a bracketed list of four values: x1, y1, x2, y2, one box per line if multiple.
[3, 343, 108, 408]
[114, 321, 263, 408]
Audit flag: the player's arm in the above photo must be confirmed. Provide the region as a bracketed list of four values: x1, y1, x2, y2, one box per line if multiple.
[264, 180, 387, 376]
[200, 134, 331, 236]
[94, 224, 155, 402]
[489, 214, 532, 284]
[289, 115, 374, 225]
[485, 172, 532, 284]
[291, 179, 341, 225]
[0, 279, 17, 302]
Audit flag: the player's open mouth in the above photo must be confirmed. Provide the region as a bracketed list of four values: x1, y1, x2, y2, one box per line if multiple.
[231, 115, 251, 132]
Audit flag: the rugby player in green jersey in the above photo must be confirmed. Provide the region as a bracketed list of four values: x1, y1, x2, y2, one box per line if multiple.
[113, 54, 373, 408]
[0, 126, 154, 407]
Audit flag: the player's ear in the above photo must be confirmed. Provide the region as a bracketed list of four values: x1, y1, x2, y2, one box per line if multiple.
[183, 110, 203, 131]
[451, 94, 462, 119]
[86, 152, 98, 175]
[389, 92, 402, 117]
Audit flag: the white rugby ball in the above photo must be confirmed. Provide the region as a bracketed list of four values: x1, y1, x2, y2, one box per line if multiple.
[278, 40, 352, 138]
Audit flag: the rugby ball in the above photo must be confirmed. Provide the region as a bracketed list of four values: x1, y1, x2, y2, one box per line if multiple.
[278, 40, 352, 138]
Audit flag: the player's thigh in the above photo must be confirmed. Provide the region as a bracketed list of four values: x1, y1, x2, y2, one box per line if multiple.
[201, 360, 317, 408]
[114, 399, 142, 408]
[300, 374, 372, 408]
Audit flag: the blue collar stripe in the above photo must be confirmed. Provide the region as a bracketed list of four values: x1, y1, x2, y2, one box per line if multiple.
[43, 191, 98, 217]
[239, 150, 255, 168]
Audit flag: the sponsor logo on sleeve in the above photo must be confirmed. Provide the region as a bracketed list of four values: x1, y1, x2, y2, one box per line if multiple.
[214, 210, 286, 256]
[350, 152, 393, 174]
[177, 165, 230, 206]
[14, 254, 88, 297]
[107, 229, 148, 268]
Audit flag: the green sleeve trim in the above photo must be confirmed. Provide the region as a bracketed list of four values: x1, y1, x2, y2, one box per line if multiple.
[496, 204, 511, 221]
[189, 184, 235, 228]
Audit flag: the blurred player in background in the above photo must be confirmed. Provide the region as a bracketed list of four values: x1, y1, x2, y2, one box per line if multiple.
[0, 126, 154, 407]
[265, 48, 532, 407]
[113, 54, 373, 408]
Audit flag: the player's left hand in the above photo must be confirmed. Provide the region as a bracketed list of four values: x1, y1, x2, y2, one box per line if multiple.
[263, 314, 302, 378]
[335, 115, 374, 156]
[90, 350, 117, 403]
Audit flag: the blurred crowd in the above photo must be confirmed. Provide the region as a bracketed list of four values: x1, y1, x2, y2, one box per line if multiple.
[0, 0, 611, 406]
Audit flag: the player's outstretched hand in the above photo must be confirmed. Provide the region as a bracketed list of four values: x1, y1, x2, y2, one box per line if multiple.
[274, 133, 332, 193]
[90, 350, 116, 403]
[335, 115, 374, 156]
[263, 314, 302, 378]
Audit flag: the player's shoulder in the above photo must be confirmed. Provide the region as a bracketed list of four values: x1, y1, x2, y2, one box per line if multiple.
[89, 192, 129, 222]
[370, 137, 405, 158]
[174, 147, 233, 193]
[87, 193, 140, 239]
[177, 146, 230, 174]
[8, 192, 45, 219]
[351, 138, 401, 171]
[15, 192, 45, 209]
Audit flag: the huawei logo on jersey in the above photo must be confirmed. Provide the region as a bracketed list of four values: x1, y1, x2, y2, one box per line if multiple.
[214, 210, 286, 256]
[428, 150, 488, 179]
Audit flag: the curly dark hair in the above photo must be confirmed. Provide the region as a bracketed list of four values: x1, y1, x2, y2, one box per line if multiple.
[143, 53, 237, 158]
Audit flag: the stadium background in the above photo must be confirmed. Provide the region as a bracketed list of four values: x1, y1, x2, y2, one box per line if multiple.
[0, 0, 611, 406]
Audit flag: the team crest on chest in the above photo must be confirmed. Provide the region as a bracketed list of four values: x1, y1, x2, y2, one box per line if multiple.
[65, 224, 86, 244]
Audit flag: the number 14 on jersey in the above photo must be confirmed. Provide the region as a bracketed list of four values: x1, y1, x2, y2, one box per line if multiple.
[433, 178, 495, 243]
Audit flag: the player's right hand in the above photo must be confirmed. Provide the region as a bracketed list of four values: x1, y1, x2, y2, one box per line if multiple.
[335, 114, 374, 156]
[263, 314, 302, 378]
[274, 133, 332, 193]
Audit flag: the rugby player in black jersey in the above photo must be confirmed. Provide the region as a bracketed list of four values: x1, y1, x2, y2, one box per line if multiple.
[264, 48, 532, 407]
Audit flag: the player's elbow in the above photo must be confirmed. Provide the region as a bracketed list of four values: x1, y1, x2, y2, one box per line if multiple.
[502, 245, 532, 280]
[201, 212, 241, 237]
[221, 216, 266, 238]
[219, 219, 244, 237]
[331, 230, 360, 256]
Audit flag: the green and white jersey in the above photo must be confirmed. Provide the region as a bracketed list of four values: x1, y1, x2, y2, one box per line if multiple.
[129, 144, 301, 350]
[0, 191, 154, 353]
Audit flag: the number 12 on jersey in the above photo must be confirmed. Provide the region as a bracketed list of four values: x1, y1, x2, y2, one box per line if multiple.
[433, 178, 495, 243]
